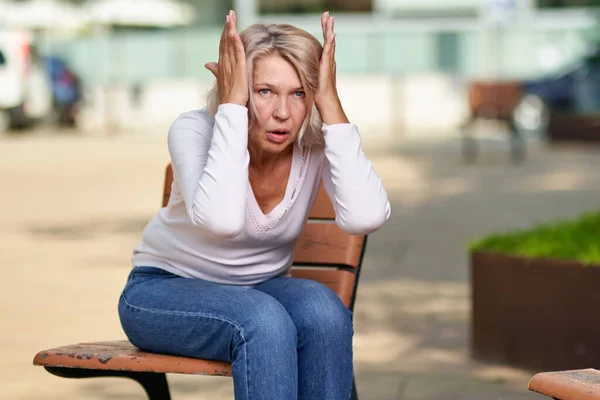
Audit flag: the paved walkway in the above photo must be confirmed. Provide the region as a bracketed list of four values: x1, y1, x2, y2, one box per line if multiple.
[1, 131, 599, 399]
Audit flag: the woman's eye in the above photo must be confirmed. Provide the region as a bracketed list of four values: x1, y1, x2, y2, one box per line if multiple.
[294, 91, 305, 98]
[259, 89, 270, 95]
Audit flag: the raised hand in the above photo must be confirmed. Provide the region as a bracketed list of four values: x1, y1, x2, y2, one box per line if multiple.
[315, 11, 348, 125]
[204, 10, 248, 107]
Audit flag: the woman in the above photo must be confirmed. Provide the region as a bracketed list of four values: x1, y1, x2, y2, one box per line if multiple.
[118, 10, 391, 400]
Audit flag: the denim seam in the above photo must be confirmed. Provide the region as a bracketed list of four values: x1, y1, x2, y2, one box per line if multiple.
[121, 294, 250, 399]
[121, 294, 245, 332]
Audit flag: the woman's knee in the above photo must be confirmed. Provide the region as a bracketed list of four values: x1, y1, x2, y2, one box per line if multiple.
[293, 281, 353, 339]
[241, 293, 297, 347]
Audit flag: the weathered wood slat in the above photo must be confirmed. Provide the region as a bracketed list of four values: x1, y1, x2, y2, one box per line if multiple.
[33, 341, 232, 376]
[308, 182, 335, 220]
[293, 223, 364, 269]
[529, 369, 600, 400]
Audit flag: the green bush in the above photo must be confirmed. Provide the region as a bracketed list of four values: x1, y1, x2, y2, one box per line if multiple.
[469, 211, 600, 265]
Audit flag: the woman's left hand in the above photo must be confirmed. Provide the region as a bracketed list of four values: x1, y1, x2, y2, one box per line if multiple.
[315, 11, 349, 125]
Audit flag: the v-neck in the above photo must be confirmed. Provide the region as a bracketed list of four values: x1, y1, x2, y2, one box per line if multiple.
[248, 143, 303, 227]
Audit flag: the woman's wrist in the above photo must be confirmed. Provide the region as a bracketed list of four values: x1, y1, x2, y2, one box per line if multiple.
[316, 96, 349, 125]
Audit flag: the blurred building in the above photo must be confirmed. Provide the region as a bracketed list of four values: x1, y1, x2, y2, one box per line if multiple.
[3, 0, 597, 138]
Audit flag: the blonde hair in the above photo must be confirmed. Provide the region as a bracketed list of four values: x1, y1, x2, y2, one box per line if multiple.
[207, 23, 324, 148]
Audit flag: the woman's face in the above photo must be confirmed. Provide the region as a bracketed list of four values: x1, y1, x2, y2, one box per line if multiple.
[248, 54, 309, 154]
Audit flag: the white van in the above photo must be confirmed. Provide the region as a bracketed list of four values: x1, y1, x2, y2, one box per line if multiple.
[0, 30, 53, 134]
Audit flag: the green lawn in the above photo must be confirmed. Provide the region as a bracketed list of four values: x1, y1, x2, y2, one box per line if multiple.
[469, 211, 600, 265]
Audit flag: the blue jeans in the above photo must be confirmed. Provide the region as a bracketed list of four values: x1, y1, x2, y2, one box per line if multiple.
[118, 266, 354, 400]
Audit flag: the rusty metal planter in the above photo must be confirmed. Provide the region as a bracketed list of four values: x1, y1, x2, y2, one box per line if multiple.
[470, 251, 600, 371]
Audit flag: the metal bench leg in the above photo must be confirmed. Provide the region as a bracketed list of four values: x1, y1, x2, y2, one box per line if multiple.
[461, 117, 479, 164]
[508, 119, 525, 164]
[44, 367, 171, 400]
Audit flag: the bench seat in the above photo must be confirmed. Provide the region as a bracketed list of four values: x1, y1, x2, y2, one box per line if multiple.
[32, 165, 365, 399]
[529, 369, 600, 400]
[34, 340, 232, 376]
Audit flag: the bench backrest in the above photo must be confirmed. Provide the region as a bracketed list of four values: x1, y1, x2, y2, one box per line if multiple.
[468, 81, 522, 119]
[162, 164, 367, 310]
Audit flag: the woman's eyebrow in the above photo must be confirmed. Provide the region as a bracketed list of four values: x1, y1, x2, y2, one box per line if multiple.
[254, 82, 274, 88]
[254, 82, 304, 91]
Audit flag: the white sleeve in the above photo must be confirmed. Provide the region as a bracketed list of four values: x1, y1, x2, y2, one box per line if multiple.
[321, 123, 391, 234]
[167, 104, 250, 238]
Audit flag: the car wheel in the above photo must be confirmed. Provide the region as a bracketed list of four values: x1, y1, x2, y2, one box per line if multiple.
[0, 110, 10, 136]
[512, 94, 550, 138]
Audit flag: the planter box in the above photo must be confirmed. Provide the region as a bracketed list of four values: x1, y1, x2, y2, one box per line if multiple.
[471, 251, 600, 371]
[548, 113, 600, 143]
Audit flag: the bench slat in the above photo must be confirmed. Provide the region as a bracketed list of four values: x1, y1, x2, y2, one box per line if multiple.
[307, 182, 335, 220]
[290, 268, 356, 308]
[293, 223, 364, 269]
[529, 369, 600, 400]
[33, 341, 232, 376]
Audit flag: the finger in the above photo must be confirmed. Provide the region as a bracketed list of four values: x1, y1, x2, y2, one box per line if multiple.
[322, 30, 333, 60]
[321, 11, 329, 41]
[204, 62, 218, 78]
[233, 32, 245, 60]
[331, 34, 336, 60]
[332, 58, 336, 81]
[321, 39, 331, 59]
[230, 10, 242, 54]
[226, 25, 238, 72]
[331, 16, 335, 36]
[219, 15, 229, 59]
[226, 16, 236, 50]
[224, 12, 235, 58]
[327, 16, 334, 44]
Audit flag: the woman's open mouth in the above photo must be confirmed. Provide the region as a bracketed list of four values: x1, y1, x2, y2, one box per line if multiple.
[267, 130, 289, 143]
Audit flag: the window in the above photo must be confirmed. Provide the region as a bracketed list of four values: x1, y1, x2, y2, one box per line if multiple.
[537, 0, 600, 8]
[259, 0, 372, 15]
[436, 33, 460, 73]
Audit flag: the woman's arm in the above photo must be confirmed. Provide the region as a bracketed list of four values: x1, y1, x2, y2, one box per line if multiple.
[167, 11, 250, 239]
[168, 104, 250, 238]
[314, 12, 390, 234]
[321, 123, 391, 234]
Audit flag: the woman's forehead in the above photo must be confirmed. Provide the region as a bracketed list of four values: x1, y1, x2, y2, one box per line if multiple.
[253, 55, 301, 87]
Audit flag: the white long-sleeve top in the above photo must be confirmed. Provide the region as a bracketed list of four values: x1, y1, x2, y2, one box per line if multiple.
[131, 104, 391, 285]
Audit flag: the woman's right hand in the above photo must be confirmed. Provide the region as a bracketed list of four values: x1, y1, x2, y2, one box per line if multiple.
[204, 10, 248, 107]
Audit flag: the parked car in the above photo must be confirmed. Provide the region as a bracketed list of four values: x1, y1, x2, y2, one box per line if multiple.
[43, 56, 82, 127]
[0, 30, 54, 134]
[512, 48, 600, 136]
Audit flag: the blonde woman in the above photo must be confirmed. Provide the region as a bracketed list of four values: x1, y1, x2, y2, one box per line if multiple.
[118, 10, 390, 400]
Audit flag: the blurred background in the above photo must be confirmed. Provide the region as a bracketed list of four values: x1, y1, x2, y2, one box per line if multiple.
[2, 0, 600, 139]
[2, 1, 600, 399]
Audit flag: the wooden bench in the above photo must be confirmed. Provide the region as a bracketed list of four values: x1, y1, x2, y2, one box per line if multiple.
[529, 369, 600, 400]
[461, 80, 526, 163]
[33, 164, 367, 400]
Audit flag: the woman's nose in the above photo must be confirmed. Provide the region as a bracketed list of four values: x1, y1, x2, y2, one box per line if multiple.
[273, 98, 290, 120]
